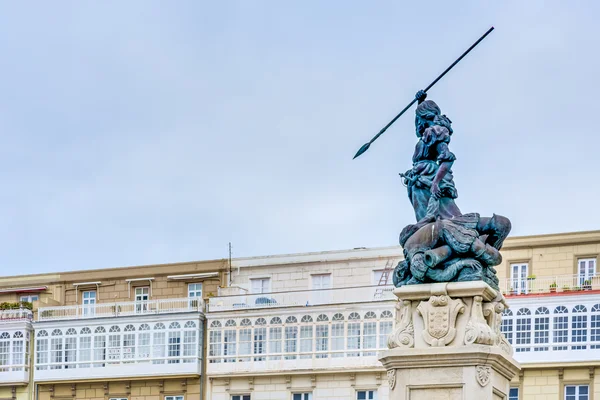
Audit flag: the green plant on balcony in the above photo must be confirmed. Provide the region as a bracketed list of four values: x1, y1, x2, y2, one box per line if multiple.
[0, 301, 32, 310]
[549, 282, 557, 293]
[562, 285, 571, 292]
[527, 275, 536, 280]
[584, 279, 593, 291]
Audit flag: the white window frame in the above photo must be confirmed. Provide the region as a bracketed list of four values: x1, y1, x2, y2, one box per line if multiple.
[510, 263, 529, 294]
[250, 278, 271, 294]
[165, 396, 185, 400]
[311, 274, 331, 290]
[578, 258, 596, 286]
[231, 395, 251, 400]
[109, 398, 128, 400]
[508, 387, 519, 400]
[188, 283, 202, 298]
[564, 384, 589, 400]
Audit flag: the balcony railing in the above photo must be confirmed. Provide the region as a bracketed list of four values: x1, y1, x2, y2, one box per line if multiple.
[0, 308, 33, 321]
[500, 275, 600, 295]
[207, 285, 395, 312]
[37, 298, 204, 321]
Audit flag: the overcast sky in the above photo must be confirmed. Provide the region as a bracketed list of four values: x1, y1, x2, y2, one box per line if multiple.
[0, 1, 598, 275]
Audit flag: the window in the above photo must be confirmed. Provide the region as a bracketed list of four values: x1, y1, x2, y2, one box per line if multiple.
[501, 309, 513, 344]
[152, 323, 166, 365]
[533, 307, 549, 351]
[254, 318, 267, 361]
[168, 322, 181, 363]
[0, 333, 9, 371]
[135, 287, 150, 313]
[316, 314, 329, 359]
[93, 326, 106, 367]
[578, 258, 596, 285]
[239, 319, 252, 362]
[12, 332, 25, 371]
[165, 397, 185, 400]
[293, 394, 312, 400]
[553, 306, 568, 351]
[110, 398, 128, 400]
[138, 324, 151, 360]
[379, 311, 393, 349]
[82, 291, 96, 316]
[79, 328, 92, 368]
[331, 313, 345, 358]
[268, 317, 282, 361]
[250, 278, 270, 294]
[311, 274, 331, 289]
[509, 387, 519, 400]
[209, 321, 222, 363]
[565, 385, 589, 400]
[231, 396, 250, 400]
[591, 304, 600, 349]
[363, 311, 377, 356]
[224, 320, 237, 363]
[36, 330, 49, 370]
[284, 316, 298, 360]
[188, 283, 202, 308]
[183, 321, 197, 363]
[572, 305, 588, 350]
[347, 312, 361, 357]
[510, 263, 529, 294]
[300, 315, 313, 359]
[20, 294, 39, 303]
[515, 308, 531, 352]
[82, 290, 96, 305]
[135, 286, 150, 300]
[356, 390, 377, 400]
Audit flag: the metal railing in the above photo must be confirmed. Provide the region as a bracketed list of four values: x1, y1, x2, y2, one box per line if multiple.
[500, 274, 600, 295]
[0, 308, 33, 321]
[37, 298, 204, 321]
[207, 285, 395, 312]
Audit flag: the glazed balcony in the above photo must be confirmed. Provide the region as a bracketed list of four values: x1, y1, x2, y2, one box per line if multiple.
[34, 315, 203, 382]
[37, 298, 204, 321]
[0, 323, 31, 385]
[503, 294, 600, 365]
[206, 305, 394, 376]
[207, 285, 395, 312]
[0, 309, 33, 322]
[500, 274, 600, 296]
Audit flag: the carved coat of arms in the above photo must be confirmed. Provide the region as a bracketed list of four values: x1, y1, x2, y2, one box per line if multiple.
[417, 295, 465, 346]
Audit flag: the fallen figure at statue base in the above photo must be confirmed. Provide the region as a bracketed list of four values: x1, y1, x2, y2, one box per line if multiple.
[393, 212, 511, 291]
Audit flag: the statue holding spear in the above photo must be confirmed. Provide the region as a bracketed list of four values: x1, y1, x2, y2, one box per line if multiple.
[354, 27, 511, 290]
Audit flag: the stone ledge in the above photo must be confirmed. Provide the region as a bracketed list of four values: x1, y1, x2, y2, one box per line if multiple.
[393, 281, 498, 302]
[379, 345, 521, 381]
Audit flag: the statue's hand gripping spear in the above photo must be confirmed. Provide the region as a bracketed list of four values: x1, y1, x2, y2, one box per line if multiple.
[352, 27, 495, 160]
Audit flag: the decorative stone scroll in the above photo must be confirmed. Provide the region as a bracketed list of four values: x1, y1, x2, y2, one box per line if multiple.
[388, 300, 415, 349]
[464, 295, 494, 345]
[417, 294, 465, 347]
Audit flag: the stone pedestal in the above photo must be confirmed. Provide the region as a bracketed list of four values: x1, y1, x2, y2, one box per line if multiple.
[379, 281, 520, 400]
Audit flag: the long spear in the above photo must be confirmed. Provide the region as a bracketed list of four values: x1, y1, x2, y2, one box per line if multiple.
[353, 26, 495, 160]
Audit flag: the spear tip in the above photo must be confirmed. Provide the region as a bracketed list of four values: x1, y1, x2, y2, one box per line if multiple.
[353, 142, 371, 159]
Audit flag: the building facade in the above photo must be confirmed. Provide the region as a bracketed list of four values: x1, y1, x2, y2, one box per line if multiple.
[1, 230, 600, 400]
